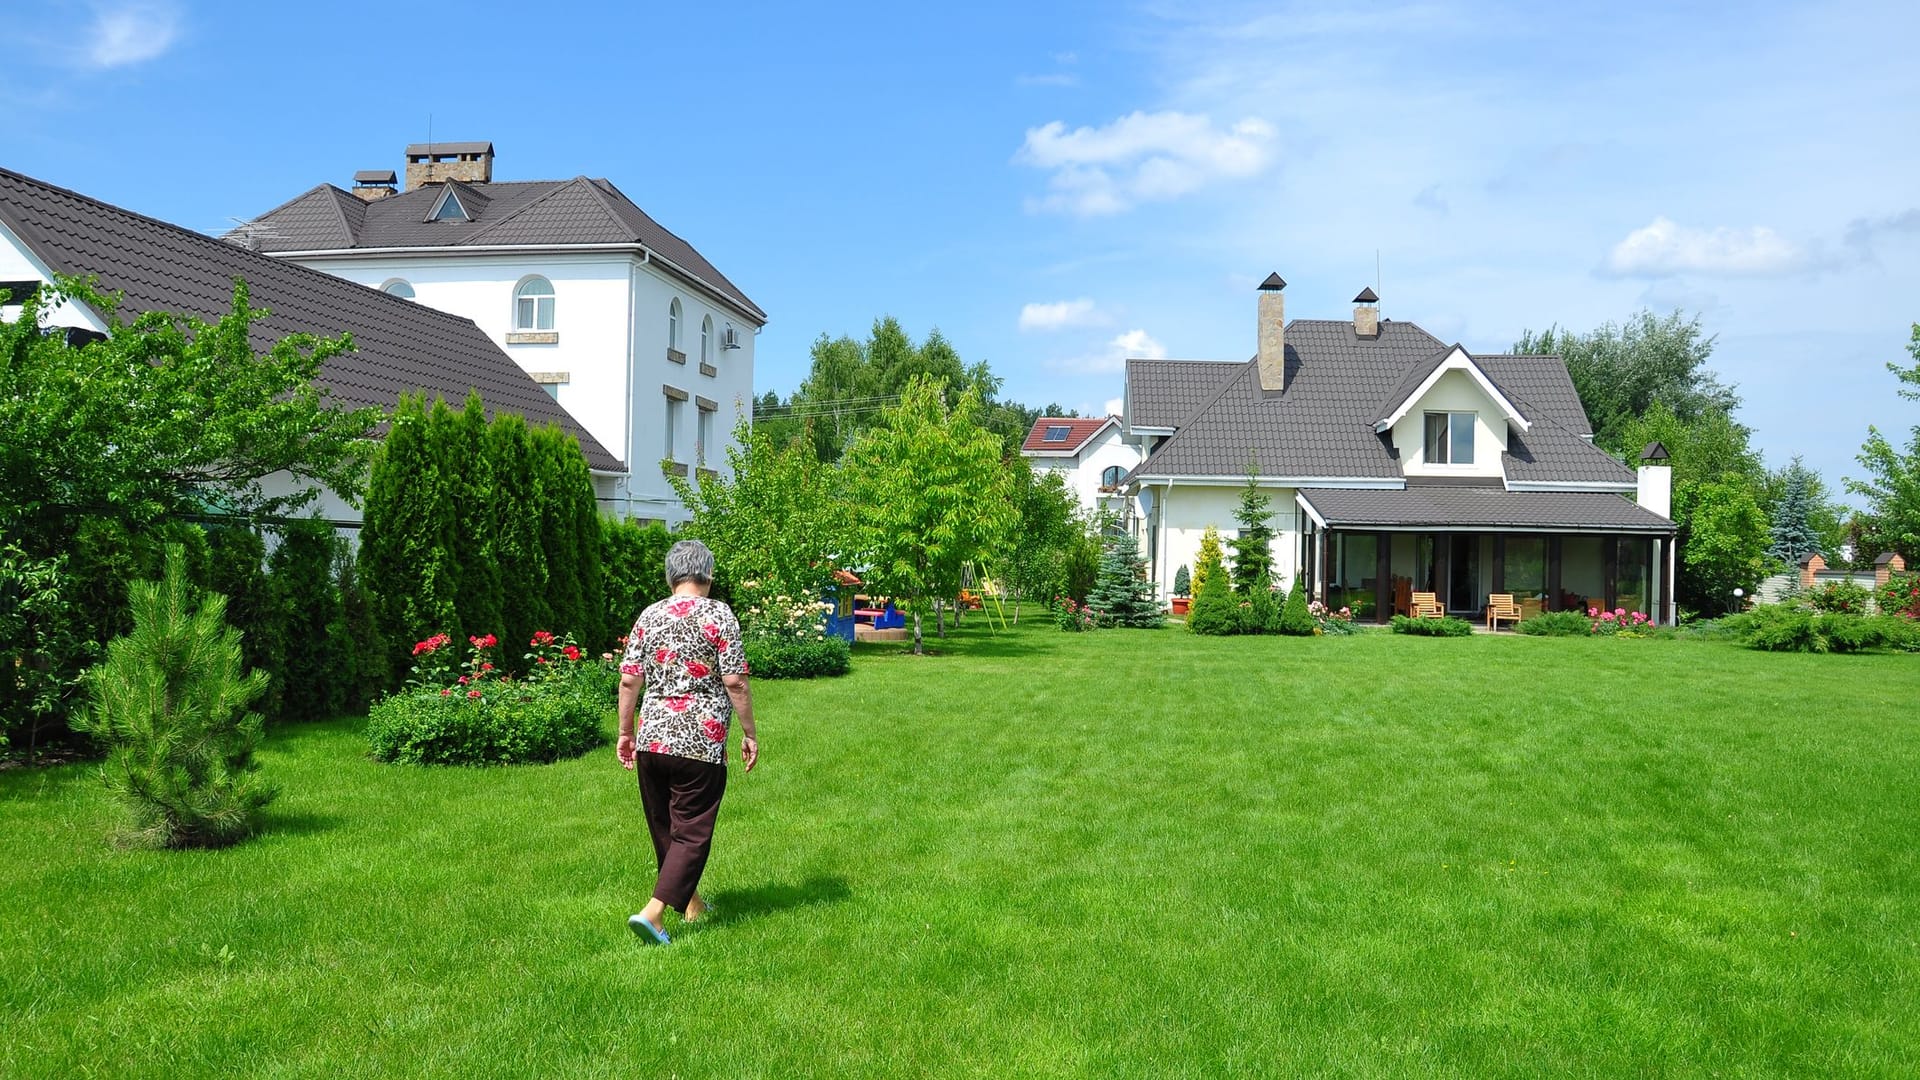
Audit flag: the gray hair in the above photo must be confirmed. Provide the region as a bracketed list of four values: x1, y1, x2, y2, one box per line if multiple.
[664, 539, 715, 588]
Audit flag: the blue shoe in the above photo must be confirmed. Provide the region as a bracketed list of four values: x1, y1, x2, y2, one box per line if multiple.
[628, 914, 671, 945]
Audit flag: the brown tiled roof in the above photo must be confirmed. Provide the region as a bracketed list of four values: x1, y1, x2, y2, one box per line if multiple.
[1022, 416, 1114, 453]
[0, 166, 622, 472]
[240, 175, 764, 321]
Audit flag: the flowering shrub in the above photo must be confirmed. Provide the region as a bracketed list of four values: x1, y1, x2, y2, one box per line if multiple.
[736, 582, 849, 679]
[1802, 580, 1872, 615]
[1308, 600, 1358, 636]
[1877, 570, 1920, 618]
[1587, 607, 1652, 637]
[1051, 595, 1099, 632]
[368, 630, 608, 765]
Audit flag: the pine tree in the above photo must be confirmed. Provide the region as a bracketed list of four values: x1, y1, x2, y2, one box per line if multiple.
[1085, 532, 1165, 628]
[1228, 474, 1274, 594]
[1767, 457, 1824, 566]
[1279, 574, 1316, 635]
[1193, 526, 1223, 595]
[72, 546, 276, 849]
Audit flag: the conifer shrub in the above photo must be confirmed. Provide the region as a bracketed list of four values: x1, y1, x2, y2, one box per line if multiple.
[269, 518, 351, 723]
[72, 547, 276, 848]
[744, 637, 852, 679]
[1173, 565, 1191, 598]
[1726, 604, 1907, 653]
[1247, 569, 1281, 634]
[1186, 552, 1240, 636]
[601, 518, 676, 638]
[1515, 611, 1592, 636]
[1192, 527, 1223, 596]
[1278, 575, 1316, 635]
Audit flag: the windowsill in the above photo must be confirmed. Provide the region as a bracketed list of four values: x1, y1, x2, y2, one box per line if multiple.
[699, 362, 718, 378]
[667, 348, 687, 365]
[697, 467, 719, 482]
[662, 461, 689, 478]
[506, 331, 558, 344]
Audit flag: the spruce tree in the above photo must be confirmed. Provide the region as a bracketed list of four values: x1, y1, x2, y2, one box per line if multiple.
[1767, 457, 1823, 566]
[1085, 532, 1165, 628]
[1228, 474, 1274, 594]
[1173, 564, 1191, 598]
[1278, 574, 1316, 635]
[72, 546, 276, 849]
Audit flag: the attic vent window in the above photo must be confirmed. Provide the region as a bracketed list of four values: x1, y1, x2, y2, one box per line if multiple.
[430, 189, 469, 222]
[1043, 425, 1072, 443]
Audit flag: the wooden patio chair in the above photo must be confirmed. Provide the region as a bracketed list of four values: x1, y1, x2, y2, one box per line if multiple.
[1409, 591, 1444, 619]
[1486, 593, 1521, 631]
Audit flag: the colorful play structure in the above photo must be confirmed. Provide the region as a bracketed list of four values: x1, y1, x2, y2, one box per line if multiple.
[819, 562, 1009, 643]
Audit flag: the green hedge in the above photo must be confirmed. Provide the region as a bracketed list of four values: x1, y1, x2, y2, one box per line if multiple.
[1515, 611, 1592, 637]
[1390, 615, 1475, 637]
[745, 637, 852, 679]
[1727, 605, 1917, 654]
[366, 682, 606, 765]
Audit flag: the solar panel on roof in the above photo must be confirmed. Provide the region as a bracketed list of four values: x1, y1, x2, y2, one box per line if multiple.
[1043, 425, 1072, 442]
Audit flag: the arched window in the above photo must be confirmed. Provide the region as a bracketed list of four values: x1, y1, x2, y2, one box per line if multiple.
[668, 298, 682, 350]
[381, 279, 415, 299]
[514, 276, 555, 331]
[1101, 465, 1124, 489]
[700, 315, 713, 366]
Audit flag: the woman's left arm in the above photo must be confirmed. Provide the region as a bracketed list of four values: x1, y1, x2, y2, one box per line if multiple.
[616, 671, 641, 770]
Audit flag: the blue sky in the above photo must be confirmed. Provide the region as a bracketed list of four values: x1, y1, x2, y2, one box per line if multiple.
[5, 1, 1917, 496]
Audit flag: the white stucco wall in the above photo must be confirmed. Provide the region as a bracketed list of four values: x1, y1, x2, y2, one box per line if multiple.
[285, 249, 759, 525]
[1391, 370, 1509, 480]
[1149, 483, 1300, 600]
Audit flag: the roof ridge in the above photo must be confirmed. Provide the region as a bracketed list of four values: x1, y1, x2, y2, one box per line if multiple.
[320, 185, 363, 245]
[461, 176, 622, 245]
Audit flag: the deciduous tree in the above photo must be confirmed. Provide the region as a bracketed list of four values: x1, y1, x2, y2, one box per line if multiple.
[1846, 323, 1920, 561]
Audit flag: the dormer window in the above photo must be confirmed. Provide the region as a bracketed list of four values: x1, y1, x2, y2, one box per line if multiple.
[429, 188, 469, 222]
[1043, 425, 1072, 443]
[1424, 411, 1476, 465]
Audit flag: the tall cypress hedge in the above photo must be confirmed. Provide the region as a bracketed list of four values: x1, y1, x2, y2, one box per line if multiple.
[451, 394, 505, 647]
[269, 518, 350, 723]
[359, 395, 460, 659]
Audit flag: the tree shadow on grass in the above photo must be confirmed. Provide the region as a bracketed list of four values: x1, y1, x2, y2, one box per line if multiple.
[260, 807, 348, 839]
[707, 874, 852, 925]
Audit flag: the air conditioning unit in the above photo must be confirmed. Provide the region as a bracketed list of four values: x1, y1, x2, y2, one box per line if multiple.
[721, 326, 742, 350]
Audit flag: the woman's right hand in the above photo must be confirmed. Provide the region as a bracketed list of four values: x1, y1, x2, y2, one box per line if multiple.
[740, 736, 758, 773]
[617, 734, 636, 770]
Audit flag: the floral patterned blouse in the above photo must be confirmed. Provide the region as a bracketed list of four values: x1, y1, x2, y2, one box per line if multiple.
[621, 595, 748, 766]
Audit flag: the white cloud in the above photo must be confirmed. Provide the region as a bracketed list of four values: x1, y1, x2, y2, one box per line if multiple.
[1015, 110, 1277, 216]
[85, 2, 181, 68]
[1602, 216, 1807, 278]
[1019, 298, 1112, 332]
[1104, 396, 1125, 417]
[1050, 328, 1168, 374]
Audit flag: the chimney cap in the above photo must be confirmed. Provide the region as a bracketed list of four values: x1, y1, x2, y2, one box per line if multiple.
[354, 170, 398, 185]
[405, 141, 494, 160]
[1354, 286, 1379, 303]
[1257, 272, 1287, 291]
[1639, 441, 1670, 463]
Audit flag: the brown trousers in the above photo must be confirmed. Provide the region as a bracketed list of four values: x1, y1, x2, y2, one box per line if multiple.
[636, 751, 728, 912]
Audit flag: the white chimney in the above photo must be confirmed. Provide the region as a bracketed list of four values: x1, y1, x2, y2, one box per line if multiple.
[1257, 272, 1286, 391]
[1637, 441, 1672, 518]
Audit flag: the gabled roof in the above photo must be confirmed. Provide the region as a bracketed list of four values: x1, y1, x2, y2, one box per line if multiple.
[239, 176, 764, 321]
[1373, 345, 1529, 435]
[0, 166, 622, 473]
[1124, 317, 1635, 489]
[1021, 416, 1115, 454]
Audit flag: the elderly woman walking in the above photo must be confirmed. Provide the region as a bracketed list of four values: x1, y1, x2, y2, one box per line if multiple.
[617, 539, 758, 945]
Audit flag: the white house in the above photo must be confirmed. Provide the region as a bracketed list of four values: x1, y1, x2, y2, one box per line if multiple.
[1120, 276, 1680, 624]
[0, 165, 621, 528]
[1019, 416, 1141, 520]
[239, 142, 765, 524]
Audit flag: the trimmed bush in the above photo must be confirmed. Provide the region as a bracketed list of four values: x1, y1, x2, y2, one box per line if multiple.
[1729, 604, 1905, 654]
[1516, 611, 1594, 637]
[745, 637, 852, 679]
[1172, 565, 1191, 598]
[366, 686, 604, 766]
[601, 518, 675, 642]
[1186, 557, 1239, 636]
[1391, 615, 1474, 637]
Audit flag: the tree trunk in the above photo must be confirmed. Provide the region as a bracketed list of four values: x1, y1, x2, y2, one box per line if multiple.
[912, 610, 923, 655]
[936, 599, 946, 638]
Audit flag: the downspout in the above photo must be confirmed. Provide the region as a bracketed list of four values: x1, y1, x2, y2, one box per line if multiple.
[621, 257, 638, 519]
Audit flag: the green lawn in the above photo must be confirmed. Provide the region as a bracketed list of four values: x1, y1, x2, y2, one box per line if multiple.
[4, 615, 1918, 1078]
